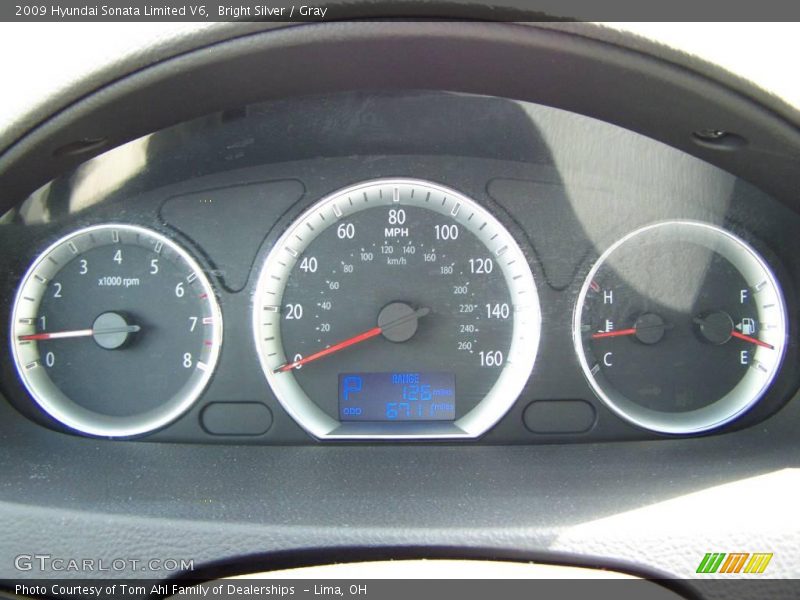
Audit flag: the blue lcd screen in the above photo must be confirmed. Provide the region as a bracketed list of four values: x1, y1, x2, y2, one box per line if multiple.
[339, 372, 456, 421]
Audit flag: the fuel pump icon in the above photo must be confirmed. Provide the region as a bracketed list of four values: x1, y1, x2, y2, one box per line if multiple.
[736, 318, 756, 336]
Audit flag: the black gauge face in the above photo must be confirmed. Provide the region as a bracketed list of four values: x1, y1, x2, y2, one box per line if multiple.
[254, 179, 541, 440]
[281, 203, 511, 419]
[11, 224, 222, 437]
[574, 221, 787, 434]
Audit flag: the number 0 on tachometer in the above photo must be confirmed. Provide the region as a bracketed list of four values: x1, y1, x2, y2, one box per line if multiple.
[253, 179, 541, 439]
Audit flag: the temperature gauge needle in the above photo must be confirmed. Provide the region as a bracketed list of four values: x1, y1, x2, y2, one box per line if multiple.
[591, 328, 637, 340]
[276, 306, 430, 372]
[19, 325, 141, 341]
[590, 314, 668, 344]
[592, 316, 774, 349]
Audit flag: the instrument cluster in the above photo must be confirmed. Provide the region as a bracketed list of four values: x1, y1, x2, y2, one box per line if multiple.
[1, 91, 797, 443]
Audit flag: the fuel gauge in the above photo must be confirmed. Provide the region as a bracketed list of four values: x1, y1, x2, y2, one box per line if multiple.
[573, 220, 787, 434]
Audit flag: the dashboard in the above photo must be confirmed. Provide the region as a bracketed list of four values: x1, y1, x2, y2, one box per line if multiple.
[1, 20, 799, 594]
[2, 90, 798, 446]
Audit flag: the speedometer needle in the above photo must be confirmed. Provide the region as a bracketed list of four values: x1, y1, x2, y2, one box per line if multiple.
[276, 306, 430, 373]
[19, 325, 141, 341]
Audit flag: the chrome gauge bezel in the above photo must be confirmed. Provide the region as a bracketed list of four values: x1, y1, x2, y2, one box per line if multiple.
[253, 178, 541, 440]
[573, 220, 788, 435]
[10, 223, 223, 438]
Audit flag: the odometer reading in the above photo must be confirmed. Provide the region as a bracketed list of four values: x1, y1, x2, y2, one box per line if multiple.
[254, 179, 541, 440]
[339, 372, 456, 421]
[11, 224, 222, 437]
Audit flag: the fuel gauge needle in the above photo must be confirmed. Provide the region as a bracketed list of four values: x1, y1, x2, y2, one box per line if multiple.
[593, 321, 775, 349]
[730, 330, 774, 349]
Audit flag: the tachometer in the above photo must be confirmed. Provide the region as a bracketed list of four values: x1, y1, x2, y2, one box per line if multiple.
[253, 179, 540, 439]
[573, 220, 787, 434]
[10, 223, 222, 437]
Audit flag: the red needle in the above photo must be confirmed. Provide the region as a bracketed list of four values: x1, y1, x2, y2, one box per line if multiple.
[19, 329, 93, 341]
[591, 328, 637, 340]
[276, 327, 382, 372]
[276, 306, 430, 373]
[731, 330, 774, 349]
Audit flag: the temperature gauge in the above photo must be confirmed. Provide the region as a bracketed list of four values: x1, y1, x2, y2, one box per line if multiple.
[573, 220, 787, 434]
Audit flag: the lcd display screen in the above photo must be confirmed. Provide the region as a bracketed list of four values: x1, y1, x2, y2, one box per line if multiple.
[339, 372, 456, 421]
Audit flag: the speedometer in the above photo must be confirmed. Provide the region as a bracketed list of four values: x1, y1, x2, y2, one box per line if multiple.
[253, 179, 540, 439]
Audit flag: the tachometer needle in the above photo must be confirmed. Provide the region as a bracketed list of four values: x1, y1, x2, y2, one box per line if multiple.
[19, 325, 141, 341]
[276, 306, 430, 372]
[730, 330, 774, 349]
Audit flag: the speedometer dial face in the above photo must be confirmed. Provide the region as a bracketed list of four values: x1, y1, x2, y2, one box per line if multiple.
[10, 224, 222, 438]
[254, 179, 540, 439]
[574, 221, 787, 434]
